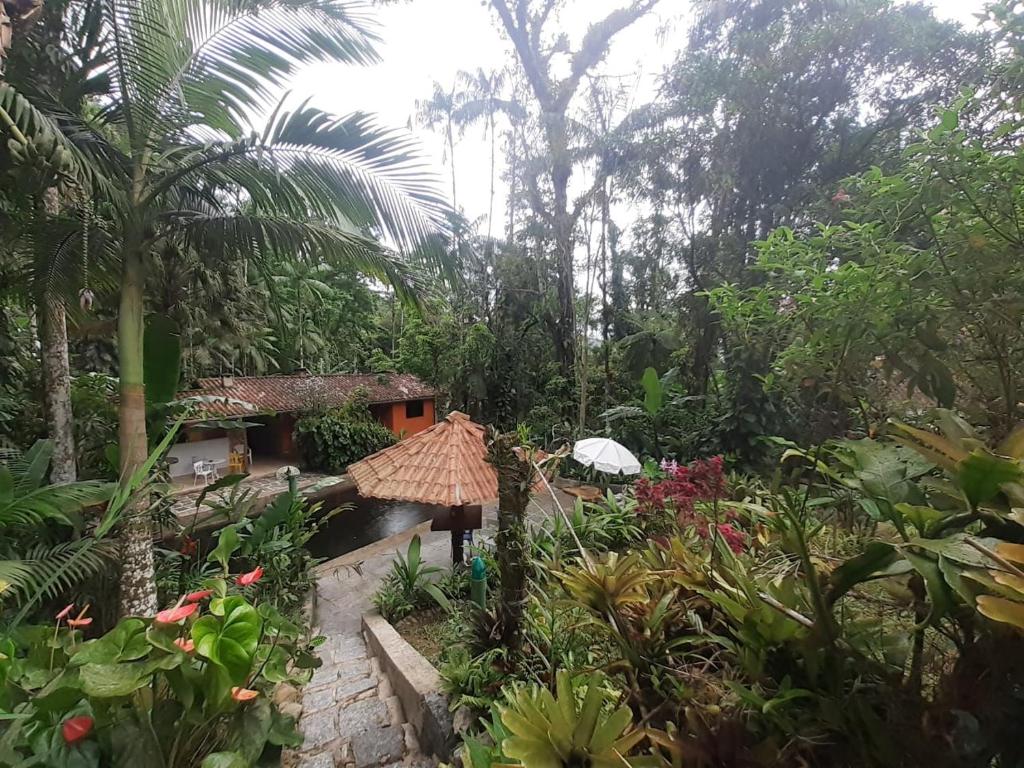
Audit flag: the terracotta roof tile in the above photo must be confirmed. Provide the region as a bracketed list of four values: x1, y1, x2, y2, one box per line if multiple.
[348, 411, 497, 506]
[177, 373, 434, 419]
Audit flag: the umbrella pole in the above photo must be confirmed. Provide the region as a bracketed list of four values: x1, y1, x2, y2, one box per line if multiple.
[530, 460, 594, 572]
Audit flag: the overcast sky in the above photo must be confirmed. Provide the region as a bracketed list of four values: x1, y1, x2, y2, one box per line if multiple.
[291, 0, 990, 228]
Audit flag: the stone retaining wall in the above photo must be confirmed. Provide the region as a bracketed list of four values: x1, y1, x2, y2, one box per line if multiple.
[361, 613, 454, 760]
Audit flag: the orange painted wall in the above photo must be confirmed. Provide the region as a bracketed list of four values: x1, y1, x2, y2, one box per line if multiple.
[387, 398, 435, 438]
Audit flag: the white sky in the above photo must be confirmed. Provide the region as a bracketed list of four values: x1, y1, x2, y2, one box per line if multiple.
[290, 0, 990, 228]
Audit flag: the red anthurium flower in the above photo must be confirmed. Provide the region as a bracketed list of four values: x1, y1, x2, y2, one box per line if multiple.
[61, 715, 93, 745]
[236, 566, 264, 587]
[55, 603, 75, 621]
[155, 602, 199, 624]
[231, 686, 259, 701]
[184, 589, 214, 603]
[174, 637, 195, 653]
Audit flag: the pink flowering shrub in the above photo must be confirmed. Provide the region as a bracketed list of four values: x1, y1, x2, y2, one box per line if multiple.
[635, 456, 746, 552]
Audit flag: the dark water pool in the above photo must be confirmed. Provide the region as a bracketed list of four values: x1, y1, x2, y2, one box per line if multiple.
[306, 486, 441, 560]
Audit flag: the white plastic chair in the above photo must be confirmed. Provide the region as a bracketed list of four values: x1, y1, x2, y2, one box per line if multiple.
[193, 460, 218, 486]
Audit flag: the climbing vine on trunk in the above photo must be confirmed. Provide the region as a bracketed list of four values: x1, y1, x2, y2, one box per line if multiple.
[486, 430, 534, 651]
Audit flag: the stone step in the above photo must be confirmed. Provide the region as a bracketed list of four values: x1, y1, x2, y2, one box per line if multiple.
[351, 723, 406, 767]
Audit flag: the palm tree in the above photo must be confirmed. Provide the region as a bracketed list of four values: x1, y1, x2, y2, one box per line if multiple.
[269, 260, 335, 371]
[1, 0, 450, 615]
[2, 0, 109, 485]
[417, 80, 463, 215]
[452, 68, 523, 246]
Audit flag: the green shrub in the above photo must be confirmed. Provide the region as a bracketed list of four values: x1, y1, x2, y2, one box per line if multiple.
[294, 394, 395, 473]
[372, 535, 448, 622]
[0, 586, 315, 766]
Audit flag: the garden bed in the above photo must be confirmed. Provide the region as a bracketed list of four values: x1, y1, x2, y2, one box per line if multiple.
[393, 607, 448, 667]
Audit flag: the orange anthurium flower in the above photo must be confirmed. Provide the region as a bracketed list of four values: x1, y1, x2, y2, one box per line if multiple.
[184, 589, 214, 603]
[231, 686, 259, 701]
[66, 605, 92, 629]
[155, 603, 199, 624]
[174, 637, 195, 653]
[55, 603, 75, 621]
[61, 715, 93, 745]
[236, 566, 264, 587]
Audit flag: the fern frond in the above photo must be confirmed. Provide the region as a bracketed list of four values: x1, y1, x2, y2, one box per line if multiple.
[0, 540, 117, 607]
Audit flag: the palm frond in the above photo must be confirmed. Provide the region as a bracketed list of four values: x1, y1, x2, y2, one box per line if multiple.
[171, 211, 429, 305]
[101, 0, 380, 145]
[152, 105, 451, 257]
[0, 83, 119, 201]
[0, 440, 114, 531]
[0, 540, 117, 606]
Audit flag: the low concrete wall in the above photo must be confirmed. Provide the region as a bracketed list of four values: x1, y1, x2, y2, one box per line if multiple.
[361, 612, 454, 760]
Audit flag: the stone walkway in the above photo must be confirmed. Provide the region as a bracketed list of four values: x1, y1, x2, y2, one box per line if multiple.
[288, 519, 473, 768]
[289, 633, 429, 768]
[289, 489, 574, 767]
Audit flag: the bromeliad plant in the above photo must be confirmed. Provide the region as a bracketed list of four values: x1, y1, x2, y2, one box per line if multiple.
[373, 534, 450, 623]
[634, 456, 746, 552]
[493, 671, 650, 768]
[0, 567, 317, 767]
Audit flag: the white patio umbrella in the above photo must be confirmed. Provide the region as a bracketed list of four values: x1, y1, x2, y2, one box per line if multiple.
[572, 438, 642, 476]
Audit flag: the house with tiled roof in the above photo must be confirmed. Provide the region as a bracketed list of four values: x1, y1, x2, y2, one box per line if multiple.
[166, 372, 436, 481]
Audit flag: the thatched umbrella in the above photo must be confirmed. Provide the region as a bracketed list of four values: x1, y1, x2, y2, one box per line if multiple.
[348, 411, 497, 562]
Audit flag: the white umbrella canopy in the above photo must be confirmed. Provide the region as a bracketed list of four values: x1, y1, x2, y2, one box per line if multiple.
[572, 438, 642, 476]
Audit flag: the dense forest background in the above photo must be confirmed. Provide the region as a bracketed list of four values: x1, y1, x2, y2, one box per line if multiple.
[2, 0, 1021, 476]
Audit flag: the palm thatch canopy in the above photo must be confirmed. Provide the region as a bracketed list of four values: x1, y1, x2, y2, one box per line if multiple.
[348, 411, 496, 506]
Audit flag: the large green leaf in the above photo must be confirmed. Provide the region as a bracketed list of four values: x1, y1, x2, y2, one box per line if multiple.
[72, 618, 150, 665]
[207, 525, 240, 574]
[143, 314, 182, 406]
[192, 596, 261, 684]
[903, 550, 953, 626]
[908, 534, 1003, 568]
[826, 542, 906, 605]
[641, 367, 663, 416]
[226, 697, 273, 762]
[956, 450, 1023, 508]
[887, 421, 967, 473]
[893, 503, 949, 537]
[79, 663, 150, 697]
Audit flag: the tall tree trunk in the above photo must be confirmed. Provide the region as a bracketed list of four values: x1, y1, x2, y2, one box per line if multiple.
[487, 111, 496, 244]
[506, 127, 517, 243]
[487, 431, 533, 652]
[38, 187, 76, 484]
[446, 120, 457, 215]
[40, 295, 76, 483]
[547, 113, 576, 386]
[117, 248, 157, 616]
[600, 181, 612, 408]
